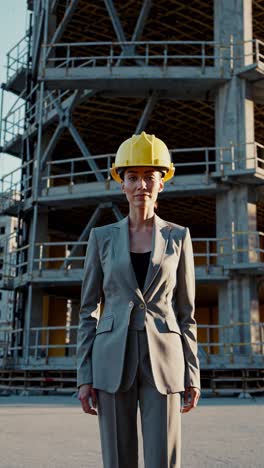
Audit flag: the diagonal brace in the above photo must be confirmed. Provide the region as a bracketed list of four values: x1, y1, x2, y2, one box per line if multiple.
[68, 123, 104, 182]
[46, 0, 80, 59]
[67, 90, 82, 116]
[115, 0, 152, 67]
[32, 7, 44, 77]
[60, 205, 102, 270]
[40, 123, 64, 171]
[132, 0, 152, 42]
[135, 92, 158, 134]
[51, 0, 60, 14]
[112, 203, 124, 221]
[46, 91, 64, 119]
[104, 0, 126, 42]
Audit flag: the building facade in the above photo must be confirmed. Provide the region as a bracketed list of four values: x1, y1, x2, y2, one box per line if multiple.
[0, 0, 263, 393]
[0, 215, 17, 360]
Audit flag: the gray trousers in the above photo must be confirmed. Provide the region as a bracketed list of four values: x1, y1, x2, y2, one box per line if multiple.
[97, 330, 182, 468]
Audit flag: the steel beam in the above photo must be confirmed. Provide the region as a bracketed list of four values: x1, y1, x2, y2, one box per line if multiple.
[32, 8, 44, 77]
[47, 89, 96, 120]
[23, 284, 33, 364]
[60, 205, 102, 269]
[0, 84, 4, 149]
[114, 0, 152, 67]
[46, 0, 80, 59]
[40, 90, 96, 130]
[132, 0, 152, 41]
[46, 91, 64, 119]
[41, 67, 228, 92]
[40, 123, 64, 171]
[75, 205, 102, 242]
[112, 203, 124, 221]
[51, 0, 59, 14]
[33, 81, 45, 200]
[60, 202, 122, 269]
[23, 202, 40, 366]
[103, 0, 126, 43]
[68, 123, 104, 182]
[135, 92, 158, 133]
[105, 0, 152, 66]
[67, 89, 82, 116]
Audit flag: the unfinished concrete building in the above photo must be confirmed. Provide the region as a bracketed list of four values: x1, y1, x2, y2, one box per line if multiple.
[0, 0, 264, 394]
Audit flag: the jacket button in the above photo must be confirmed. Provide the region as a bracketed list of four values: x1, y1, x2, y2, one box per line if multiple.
[139, 303, 145, 309]
[129, 301, 134, 308]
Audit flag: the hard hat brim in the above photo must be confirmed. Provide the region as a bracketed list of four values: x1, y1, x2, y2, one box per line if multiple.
[110, 164, 175, 183]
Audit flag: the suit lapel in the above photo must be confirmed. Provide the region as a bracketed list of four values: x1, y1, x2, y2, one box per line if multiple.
[112, 217, 144, 301]
[143, 214, 171, 296]
[112, 214, 171, 300]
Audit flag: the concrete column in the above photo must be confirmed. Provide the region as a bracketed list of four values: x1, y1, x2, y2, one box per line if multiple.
[70, 301, 79, 358]
[23, 207, 49, 363]
[215, 79, 255, 171]
[214, 0, 255, 171]
[24, 6, 57, 361]
[217, 186, 260, 359]
[219, 277, 259, 357]
[214, 0, 260, 362]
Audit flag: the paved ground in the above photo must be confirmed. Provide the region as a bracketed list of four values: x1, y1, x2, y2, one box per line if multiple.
[0, 394, 263, 468]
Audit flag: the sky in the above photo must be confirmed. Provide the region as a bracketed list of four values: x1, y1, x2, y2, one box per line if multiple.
[0, 1, 28, 181]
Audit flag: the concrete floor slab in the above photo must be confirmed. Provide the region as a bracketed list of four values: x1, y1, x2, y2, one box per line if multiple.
[0, 395, 263, 468]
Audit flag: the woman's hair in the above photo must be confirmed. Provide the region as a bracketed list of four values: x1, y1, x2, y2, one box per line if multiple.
[118, 169, 125, 181]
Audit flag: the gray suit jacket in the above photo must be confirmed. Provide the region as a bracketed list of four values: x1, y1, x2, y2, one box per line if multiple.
[76, 214, 200, 394]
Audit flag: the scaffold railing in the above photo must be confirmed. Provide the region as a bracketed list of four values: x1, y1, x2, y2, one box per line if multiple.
[40, 142, 264, 189]
[254, 39, 264, 66]
[2, 142, 263, 214]
[1, 83, 41, 147]
[193, 232, 264, 266]
[1, 86, 75, 147]
[1, 231, 264, 284]
[43, 154, 114, 187]
[34, 239, 223, 272]
[230, 230, 264, 264]
[197, 321, 264, 363]
[0, 235, 28, 285]
[23, 87, 72, 133]
[0, 232, 18, 254]
[33, 241, 87, 272]
[30, 238, 234, 273]
[170, 142, 264, 174]
[6, 32, 31, 83]
[1, 322, 263, 366]
[0, 160, 32, 213]
[40, 39, 264, 72]
[41, 40, 230, 72]
[32, 233, 263, 270]
[235, 38, 264, 67]
[1, 90, 26, 147]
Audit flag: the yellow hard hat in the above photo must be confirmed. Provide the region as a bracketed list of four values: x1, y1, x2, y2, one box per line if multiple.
[110, 131, 175, 183]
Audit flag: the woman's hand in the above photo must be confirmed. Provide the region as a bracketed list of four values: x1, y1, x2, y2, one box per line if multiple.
[181, 386, 200, 413]
[78, 384, 98, 415]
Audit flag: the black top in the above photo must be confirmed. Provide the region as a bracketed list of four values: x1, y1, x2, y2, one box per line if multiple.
[130, 251, 151, 292]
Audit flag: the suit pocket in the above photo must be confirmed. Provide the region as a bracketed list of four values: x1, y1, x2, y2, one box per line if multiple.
[165, 316, 182, 335]
[96, 316, 114, 334]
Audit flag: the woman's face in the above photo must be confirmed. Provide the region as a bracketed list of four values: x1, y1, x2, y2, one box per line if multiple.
[121, 167, 164, 208]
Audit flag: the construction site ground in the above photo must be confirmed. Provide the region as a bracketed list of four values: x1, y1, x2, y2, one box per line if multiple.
[0, 394, 263, 468]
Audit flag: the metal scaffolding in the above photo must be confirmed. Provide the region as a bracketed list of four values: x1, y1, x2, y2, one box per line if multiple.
[0, 0, 264, 394]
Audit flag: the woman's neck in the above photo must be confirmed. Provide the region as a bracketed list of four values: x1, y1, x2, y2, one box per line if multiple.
[128, 208, 155, 231]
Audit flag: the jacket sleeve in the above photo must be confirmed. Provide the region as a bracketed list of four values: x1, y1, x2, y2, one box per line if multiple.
[76, 228, 103, 389]
[174, 227, 201, 390]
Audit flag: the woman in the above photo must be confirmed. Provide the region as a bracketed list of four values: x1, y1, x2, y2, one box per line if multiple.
[77, 131, 201, 468]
